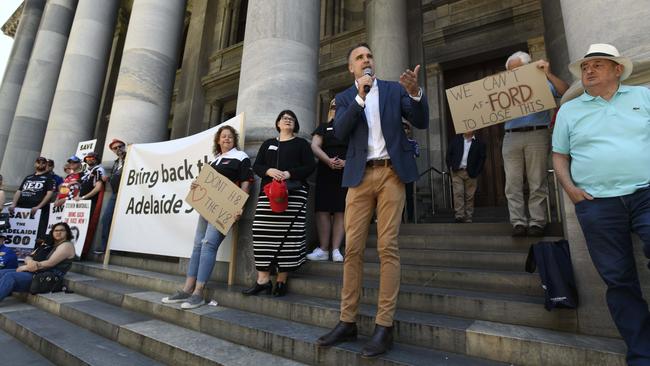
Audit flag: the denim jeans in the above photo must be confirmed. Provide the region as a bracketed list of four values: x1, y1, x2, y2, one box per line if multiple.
[574, 187, 650, 365]
[0, 269, 33, 301]
[100, 194, 117, 251]
[186, 216, 226, 284]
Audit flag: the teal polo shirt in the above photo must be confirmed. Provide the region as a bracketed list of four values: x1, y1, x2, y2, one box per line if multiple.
[552, 85, 650, 198]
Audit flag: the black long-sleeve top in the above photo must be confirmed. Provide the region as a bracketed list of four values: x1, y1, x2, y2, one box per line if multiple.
[253, 137, 316, 187]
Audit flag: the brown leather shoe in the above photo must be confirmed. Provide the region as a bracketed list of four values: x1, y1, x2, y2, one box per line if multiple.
[316, 321, 357, 347]
[361, 324, 393, 358]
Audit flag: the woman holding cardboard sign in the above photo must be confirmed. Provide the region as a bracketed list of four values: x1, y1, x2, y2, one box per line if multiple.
[162, 125, 253, 309]
[244, 110, 316, 297]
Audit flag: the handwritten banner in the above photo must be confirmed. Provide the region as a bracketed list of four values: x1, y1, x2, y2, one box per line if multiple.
[445, 63, 557, 133]
[109, 114, 244, 260]
[186, 165, 248, 235]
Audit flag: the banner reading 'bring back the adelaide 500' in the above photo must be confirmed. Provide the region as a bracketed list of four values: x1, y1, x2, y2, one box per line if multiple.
[108, 115, 244, 261]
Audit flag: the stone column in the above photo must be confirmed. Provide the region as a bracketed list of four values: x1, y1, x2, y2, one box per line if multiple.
[558, 0, 650, 338]
[539, 0, 572, 83]
[0, 0, 46, 164]
[234, 0, 320, 283]
[366, 0, 409, 80]
[170, 0, 217, 139]
[101, 0, 187, 163]
[0, 0, 77, 188]
[40, 0, 119, 175]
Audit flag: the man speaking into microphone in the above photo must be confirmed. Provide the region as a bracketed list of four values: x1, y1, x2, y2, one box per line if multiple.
[316, 43, 429, 357]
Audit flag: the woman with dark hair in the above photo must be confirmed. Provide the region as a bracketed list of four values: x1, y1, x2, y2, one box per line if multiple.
[162, 125, 254, 309]
[243, 110, 316, 297]
[0, 222, 75, 301]
[307, 99, 348, 262]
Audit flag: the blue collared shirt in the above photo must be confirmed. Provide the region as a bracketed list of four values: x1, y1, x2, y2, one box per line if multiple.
[552, 85, 650, 197]
[504, 81, 558, 130]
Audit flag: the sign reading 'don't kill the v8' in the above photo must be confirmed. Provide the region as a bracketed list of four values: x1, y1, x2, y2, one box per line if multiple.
[445, 62, 557, 134]
[185, 164, 249, 236]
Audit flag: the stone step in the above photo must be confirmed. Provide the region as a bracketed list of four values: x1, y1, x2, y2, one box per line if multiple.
[300, 261, 544, 296]
[61, 271, 503, 366]
[363, 234, 563, 251]
[63, 265, 626, 366]
[0, 326, 55, 366]
[376, 222, 563, 236]
[0, 299, 162, 366]
[289, 274, 577, 332]
[25, 292, 306, 366]
[71, 261, 575, 331]
[364, 248, 529, 271]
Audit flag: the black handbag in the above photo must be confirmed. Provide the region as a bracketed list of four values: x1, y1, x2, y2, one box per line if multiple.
[29, 271, 64, 294]
[0, 212, 10, 231]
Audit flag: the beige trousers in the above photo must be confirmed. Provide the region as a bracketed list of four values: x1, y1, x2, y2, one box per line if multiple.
[451, 169, 477, 220]
[340, 165, 405, 327]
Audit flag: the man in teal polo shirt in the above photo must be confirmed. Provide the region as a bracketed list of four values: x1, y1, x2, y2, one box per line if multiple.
[552, 43, 650, 365]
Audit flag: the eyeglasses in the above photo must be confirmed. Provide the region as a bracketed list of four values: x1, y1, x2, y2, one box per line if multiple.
[52, 229, 66, 233]
[111, 145, 125, 151]
[281, 116, 296, 122]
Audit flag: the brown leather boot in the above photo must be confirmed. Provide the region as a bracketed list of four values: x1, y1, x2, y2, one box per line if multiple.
[361, 324, 393, 358]
[316, 321, 357, 347]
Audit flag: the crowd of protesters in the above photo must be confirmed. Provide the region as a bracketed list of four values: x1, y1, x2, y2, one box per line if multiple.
[0, 40, 647, 363]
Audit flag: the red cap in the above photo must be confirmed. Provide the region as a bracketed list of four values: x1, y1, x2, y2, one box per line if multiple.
[108, 138, 126, 150]
[263, 180, 288, 213]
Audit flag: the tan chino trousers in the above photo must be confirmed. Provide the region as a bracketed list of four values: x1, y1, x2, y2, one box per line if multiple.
[340, 165, 405, 327]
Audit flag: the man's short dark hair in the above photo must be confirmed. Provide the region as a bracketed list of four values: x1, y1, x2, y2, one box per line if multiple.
[47, 159, 54, 167]
[346, 42, 372, 62]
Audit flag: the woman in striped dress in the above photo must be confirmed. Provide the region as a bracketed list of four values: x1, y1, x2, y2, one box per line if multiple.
[243, 110, 316, 297]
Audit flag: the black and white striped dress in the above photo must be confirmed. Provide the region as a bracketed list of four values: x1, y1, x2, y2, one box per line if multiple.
[252, 187, 308, 271]
[252, 137, 316, 272]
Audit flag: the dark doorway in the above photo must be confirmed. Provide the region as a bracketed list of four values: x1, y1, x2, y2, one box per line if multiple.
[443, 56, 512, 208]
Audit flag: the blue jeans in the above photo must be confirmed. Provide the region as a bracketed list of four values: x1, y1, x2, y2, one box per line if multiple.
[0, 269, 33, 301]
[186, 216, 226, 284]
[575, 187, 650, 365]
[100, 194, 117, 251]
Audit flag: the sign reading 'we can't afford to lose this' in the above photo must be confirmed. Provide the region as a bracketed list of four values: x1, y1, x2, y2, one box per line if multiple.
[445, 63, 557, 134]
[185, 164, 249, 235]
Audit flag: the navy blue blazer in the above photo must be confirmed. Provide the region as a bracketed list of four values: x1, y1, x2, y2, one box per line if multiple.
[334, 79, 429, 187]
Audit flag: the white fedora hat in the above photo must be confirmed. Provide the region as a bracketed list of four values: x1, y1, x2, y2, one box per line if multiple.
[568, 43, 633, 80]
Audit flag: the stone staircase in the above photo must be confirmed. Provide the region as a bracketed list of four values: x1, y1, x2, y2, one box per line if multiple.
[0, 223, 628, 365]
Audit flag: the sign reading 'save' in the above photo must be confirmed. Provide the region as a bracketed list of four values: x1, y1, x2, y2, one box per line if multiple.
[445, 62, 557, 134]
[185, 164, 248, 235]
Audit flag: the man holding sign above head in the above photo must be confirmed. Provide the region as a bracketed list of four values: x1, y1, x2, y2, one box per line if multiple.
[163, 125, 253, 309]
[552, 43, 650, 364]
[502, 51, 568, 237]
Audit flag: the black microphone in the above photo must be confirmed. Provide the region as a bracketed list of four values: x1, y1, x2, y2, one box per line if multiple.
[363, 68, 373, 94]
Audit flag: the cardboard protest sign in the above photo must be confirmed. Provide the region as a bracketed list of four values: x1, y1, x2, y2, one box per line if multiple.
[3, 208, 41, 259]
[185, 165, 249, 235]
[445, 62, 557, 133]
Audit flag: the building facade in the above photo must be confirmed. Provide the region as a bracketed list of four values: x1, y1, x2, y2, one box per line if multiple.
[1, 0, 649, 341]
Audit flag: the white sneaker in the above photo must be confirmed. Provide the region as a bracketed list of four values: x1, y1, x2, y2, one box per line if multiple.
[306, 247, 329, 261]
[332, 249, 344, 262]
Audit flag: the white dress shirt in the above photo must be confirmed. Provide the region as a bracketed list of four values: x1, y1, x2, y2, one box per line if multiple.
[354, 80, 422, 161]
[459, 136, 474, 169]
